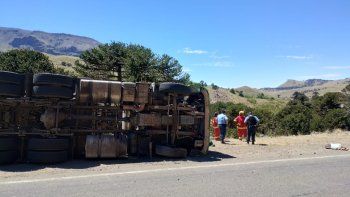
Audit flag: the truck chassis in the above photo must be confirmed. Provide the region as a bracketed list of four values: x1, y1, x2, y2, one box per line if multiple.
[0, 71, 209, 164]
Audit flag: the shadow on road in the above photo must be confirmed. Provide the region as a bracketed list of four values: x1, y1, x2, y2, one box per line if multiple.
[0, 150, 235, 172]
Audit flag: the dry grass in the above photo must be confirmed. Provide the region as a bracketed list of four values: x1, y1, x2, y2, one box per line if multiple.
[207, 86, 287, 107]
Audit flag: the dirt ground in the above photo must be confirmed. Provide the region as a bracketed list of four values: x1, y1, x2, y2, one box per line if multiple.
[210, 130, 350, 160]
[1, 131, 350, 181]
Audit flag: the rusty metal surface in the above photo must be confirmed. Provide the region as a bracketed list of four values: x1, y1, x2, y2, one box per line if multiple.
[110, 81, 122, 104]
[180, 115, 195, 125]
[100, 134, 117, 158]
[85, 135, 99, 158]
[201, 88, 210, 154]
[40, 109, 67, 129]
[122, 82, 135, 102]
[80, 79, 122, 104]
[137, 113, 161, 127]
[135, 83, 150, 104]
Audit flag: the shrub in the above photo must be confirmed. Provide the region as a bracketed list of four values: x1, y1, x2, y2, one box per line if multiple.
[211, 83, 219, 90]
[247, 98, 257, 104]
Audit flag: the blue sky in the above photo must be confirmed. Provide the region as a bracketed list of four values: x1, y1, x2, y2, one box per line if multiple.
[1, 0, 350, 88]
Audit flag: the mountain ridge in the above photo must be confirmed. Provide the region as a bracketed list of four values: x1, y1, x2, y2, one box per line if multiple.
[0, 27, 100, 56]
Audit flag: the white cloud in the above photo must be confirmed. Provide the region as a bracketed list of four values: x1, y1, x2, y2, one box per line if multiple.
[277, 55, 313, 60]
[192, 61, 234, 68]
[209, 54, 230, 59]
[182, 67, 192, 72]
[183, 47, 208, 54]
[323, 66, 350, 70]
[297, 73, 341, 80]
[285, 55, 313, 60]
[209, 51, 230, 59]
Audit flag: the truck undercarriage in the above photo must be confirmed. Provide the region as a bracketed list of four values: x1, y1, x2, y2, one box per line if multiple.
[0, 71, 209, 164]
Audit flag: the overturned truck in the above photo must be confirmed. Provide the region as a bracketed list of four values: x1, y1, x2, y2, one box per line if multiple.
[0, 71, 209, 164]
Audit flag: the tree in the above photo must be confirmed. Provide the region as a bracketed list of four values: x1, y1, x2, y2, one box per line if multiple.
[74, 42, 127, 80]
[229, 88, 235, 94]
[257, 93, 267, 99]
[0, 49, 55, 73]
[211, 83, 219, 90]
[342, 84, 350, 95]
[291, 92, 309, 104]
[74, 42, 188, 83]
[199, 80, 207, 87]
[124, 44, 157, 82]
[276, 100, 312, 135]
[156, 54, 185, 82]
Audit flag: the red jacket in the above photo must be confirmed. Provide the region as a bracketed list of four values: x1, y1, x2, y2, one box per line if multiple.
[234, 115, 246, 128]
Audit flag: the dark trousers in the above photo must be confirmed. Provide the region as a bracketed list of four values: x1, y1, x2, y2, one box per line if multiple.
[247, 125, 256, 143]
[219, 124, 227, 141]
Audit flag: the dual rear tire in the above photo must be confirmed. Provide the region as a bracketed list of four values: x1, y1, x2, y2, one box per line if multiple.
[0, 137, 19, 164]
[32, 73, 75, 99]
[0, 71, 24, 97]
[26, 137, 70, 164]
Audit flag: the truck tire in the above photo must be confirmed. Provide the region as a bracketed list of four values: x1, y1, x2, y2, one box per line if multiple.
[159, 82, 193, 95]
[27, 150, 68, 163]
[155, 145, 187, 158]
[0, 83, 23, 97]
[27, 137, 70, 151]
[0, 150, 18, 164]
[0, 71, 24, 85]
[32, 86, 73, 99]
[33, 73, 74, 88]
[0, 137, 18, 151]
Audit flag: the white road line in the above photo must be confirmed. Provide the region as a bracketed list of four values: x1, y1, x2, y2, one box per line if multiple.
[1, 154, 350, 185]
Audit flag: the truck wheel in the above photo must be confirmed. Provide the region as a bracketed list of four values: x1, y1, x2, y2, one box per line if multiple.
[159, 82, 193, 95]
[32, 86, 73, 99]
[27, 150, 68, 163]
[27, 137, 70, 151]
[0, 137, 18, 150]
[155, 145, 187, 158]
[0, 83, 23, 97]
[0, 150, 18, 164]
[0, 71, 24, 85]
[33, 73, 74, 88]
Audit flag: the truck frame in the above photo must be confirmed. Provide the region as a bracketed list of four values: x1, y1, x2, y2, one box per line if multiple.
[0, 71, 209, 164]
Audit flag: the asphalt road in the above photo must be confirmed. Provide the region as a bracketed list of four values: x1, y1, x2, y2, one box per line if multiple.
[1, 154, 350, 197]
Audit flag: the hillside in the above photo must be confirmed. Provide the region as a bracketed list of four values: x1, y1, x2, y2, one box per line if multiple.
[209, 78, 349, 105]
[235, 86, 263, 97]
[261, 78, 350, 98]
[46, 54, 80, 73]
[207, 86, 286, 108]
[0, 27, 100, 56]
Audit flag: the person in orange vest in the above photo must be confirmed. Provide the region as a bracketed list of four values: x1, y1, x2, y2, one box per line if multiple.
[211, 112, 221, 141]
[234, 111, 247, 141]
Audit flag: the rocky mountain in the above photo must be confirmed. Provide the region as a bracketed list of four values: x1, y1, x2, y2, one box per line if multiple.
[261, 78, 350, 98]
[0, 27, 100, 56]
[277, 79, 329, 90]
[213, 78, 350, 103]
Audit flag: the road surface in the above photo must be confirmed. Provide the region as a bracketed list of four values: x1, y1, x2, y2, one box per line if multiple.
[1, 154, 350, 197]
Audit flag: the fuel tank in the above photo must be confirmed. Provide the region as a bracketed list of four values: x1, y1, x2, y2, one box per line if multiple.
[85, 134, 128, 158]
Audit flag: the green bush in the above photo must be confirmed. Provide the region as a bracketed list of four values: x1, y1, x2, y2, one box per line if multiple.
[211, 83, 219, 90]
[323, 108, 348, 130]
[247, 98, 257, 104]
[210, 91, 350, 137]
[0, 49, 55, 73]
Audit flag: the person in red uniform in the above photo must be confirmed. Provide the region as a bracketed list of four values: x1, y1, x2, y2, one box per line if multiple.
[234, 111, 247, 141]
[211, 112, 220, 141]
